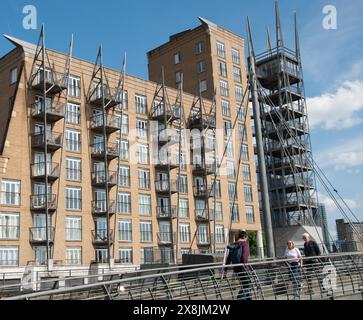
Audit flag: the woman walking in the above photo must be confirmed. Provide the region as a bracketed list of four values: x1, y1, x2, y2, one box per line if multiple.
[284, 240, 303, 299]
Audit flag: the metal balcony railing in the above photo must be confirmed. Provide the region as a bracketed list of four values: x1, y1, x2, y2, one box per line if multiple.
[29, 227, 55, 243]
[1, 252, 363, 300]
[193, 185, 212, 198]
[31, 162, 60, 181]
[157, 232, 176, 245]
[91, 200, 116, 215]
[30, 194, 57, 211]
[156, 206, 177, 219]
[92, 229, 114, 245]
[32, 102, 66, 122]
[90, 114, 121, 133]
[195, 209, 215, 222]
[91, 142, 119, 160]
[91, 171, 117, 186]
[31, 132, 63, 151]
[155, 179, 178, 194]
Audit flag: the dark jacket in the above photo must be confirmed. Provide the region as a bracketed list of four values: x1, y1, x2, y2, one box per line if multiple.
[226, 239, 250, 273]
[303, 240, 321, 258]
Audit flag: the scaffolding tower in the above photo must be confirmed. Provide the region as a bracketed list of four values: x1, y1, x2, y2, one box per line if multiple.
[248, 2, 322, 254]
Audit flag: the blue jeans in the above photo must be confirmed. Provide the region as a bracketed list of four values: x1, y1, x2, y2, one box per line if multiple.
[236, 270, 252, 300]
[289, 263, 301, 298]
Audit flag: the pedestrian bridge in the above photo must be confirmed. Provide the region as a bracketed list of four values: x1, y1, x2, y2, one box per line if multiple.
[1, 252, 362, 300]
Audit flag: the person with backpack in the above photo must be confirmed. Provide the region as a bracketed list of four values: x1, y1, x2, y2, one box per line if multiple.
[223, 229, 252, 300]
[302, 233, 322, 295]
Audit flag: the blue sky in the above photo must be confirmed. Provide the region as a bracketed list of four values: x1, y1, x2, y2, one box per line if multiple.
[1, 0, 362, 240]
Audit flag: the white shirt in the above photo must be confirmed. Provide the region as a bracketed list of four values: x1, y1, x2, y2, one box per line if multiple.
[284, 247, 302, 263]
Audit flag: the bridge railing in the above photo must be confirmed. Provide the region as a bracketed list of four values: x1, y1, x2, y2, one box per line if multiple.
[1, 252, 362, 300]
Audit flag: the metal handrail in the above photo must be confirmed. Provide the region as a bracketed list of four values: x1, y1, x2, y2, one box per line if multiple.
[2, 252, 362, 300]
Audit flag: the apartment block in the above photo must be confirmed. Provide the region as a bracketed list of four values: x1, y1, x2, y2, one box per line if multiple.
[0, 17, 261, 271]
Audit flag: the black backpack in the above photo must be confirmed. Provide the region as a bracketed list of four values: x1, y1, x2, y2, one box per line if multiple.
[227, 242, 243, 265]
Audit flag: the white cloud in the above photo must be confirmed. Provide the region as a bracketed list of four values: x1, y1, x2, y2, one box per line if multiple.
[307, 80, 363, 130]
[315, 135, 363, 170]
[318, 193, 358, 214]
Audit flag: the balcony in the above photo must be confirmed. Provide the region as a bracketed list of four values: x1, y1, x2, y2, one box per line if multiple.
[89, 87, 121, 109]
[154, 161, 178, 171]
[192, 163, 216, 175]
[31, 132, 63, 152]
[270, 177, 315, 192]
[157, 232, 175, 246]
[150, 104, 181, 122]
[193, 185, 212, 199]
[156, 206, 177, 219]
[196, 234, 211, 246]
[92, 229, 114, 246]
[195, 208, 215, 222]
[91, 200, 116, 216]
[31, 162, 60, 182]
[267, 158, 311, 175]
[189, 115, 216, 130]
[154, 129, 180, 147]
[32, 102, 65, 123]
[91, 142, 119, 160]
[29, 227, 55, 244]
[154, 179, 177, 194]
[31, 72, 67, 95]
[30, 194, 57, 212]
[90, 114, 121, 134]
[91, 171, 117, 188]
[265, 122, 307, 140]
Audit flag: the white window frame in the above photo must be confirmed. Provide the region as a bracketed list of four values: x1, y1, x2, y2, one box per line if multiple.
[117, 192, 131, 214]
[0, 246, 19, 266]
[1, 180, 20, 206]
[68, 75, 81, 97]
[66, 216, 82, 241]
[118, 166, 130, 187]
[66, 157, 81, 181]
[232, 48, 241, 65]
[138, 169, 150, 189]
[66, 186, 82, 210]
[118, 219, 132, 242]
[66, 103, 81, 125]
[220, 80, 229, 97]
[179, 223, 190, 243]
[119, 248, 133, 264]
[66, 129, 81, 152]
[135, 94, 147, 114]
[139, 194, 151, 216]
[246, 206, 255, 224]
[0, 213, 19, 240]
[66, 247, 82, 265]
[217, 41, 226, 58]
[140, 221, 152, 243]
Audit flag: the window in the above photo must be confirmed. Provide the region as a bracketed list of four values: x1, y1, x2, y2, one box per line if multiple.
[211, 179, 221, 198]
[1, 180, 20, 206]
[232, 48, 241, 65]
[135, 95, 147, 114]
[138, 169, 150, 189]
[179, 199, 189, 218]
[246, 206, 255, 224]
[233, 67, 242, 83]
[242, 164, 251, 181]
[117, 192, 131, 214]
[140, 221, 152, 242]
[0, 213, 19, 240]
[117, 90, 128, 110]
[197, 60, 206, 73]
[225, 139, 234, 158]
[137, 144, 149, 164]
[96, 249, 108, 263]
[237, 105, 246, 121]
[119, 248, 133, 264]
[174, 52, 181, 64]
[215, 225, 225, 244]
[218, 60, 227, 77]
[66, 129, 81, 152]
[139, 194, 151, 216]
[239, 124, 247, 141]
[118, 139, 129, 161]
[119, 114, 129, 134]
[244, 185, 253, 202]
[33, 246, 47, 265]
[177, 175, 188, 194]
[68, 76, 81, 97]
[228, 183, 237, 201]
[222, 100, 231, 116]
[66, 216, 81, 241]
[160, 248, 172, 264]
[0, 246, 18, 266]
[241, 144, 249, 161]
[175, 71, 183, 83]
[223, 120, 232, 136]
[66, 247, 81, 265]
[235, 86, 243, 101]
[227, 161, 235, 179]
[195, 41, 205, 54]
[215, 202, 223, 221]
[179, 223, 190, 243]
[66, 158, 81, 181]
[220, 80, 229, 96]
[66, 103, 81, 124]
[217, 41, 225, 58]
[230, 204, 239, 222]
[66, 186, 82, 210]
[136, 119, 148, 139]
[10, 67, 17, 84]
[118, 219, 132, 241]
[197, 224, 208, 244]
[198, 79, 207, 93]
[140, 247, 154, 264]
[118, 166, 130, 187]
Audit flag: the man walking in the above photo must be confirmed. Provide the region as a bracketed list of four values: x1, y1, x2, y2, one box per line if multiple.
[302, 233, 321, 295]
[224, 229, 252, 300]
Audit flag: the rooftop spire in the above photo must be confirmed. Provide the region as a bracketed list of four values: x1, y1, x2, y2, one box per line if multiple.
[266, 27, 272, 53]
[246, 17, 255, 59]
[294, 12, 301, 61]
[275, 0, 284, 48]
